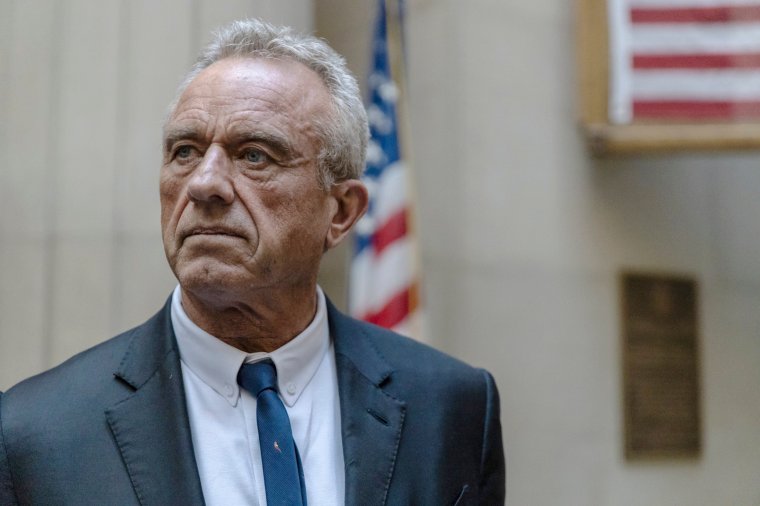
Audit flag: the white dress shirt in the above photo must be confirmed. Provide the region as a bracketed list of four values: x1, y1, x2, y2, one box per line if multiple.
[171, 285, 345, 506]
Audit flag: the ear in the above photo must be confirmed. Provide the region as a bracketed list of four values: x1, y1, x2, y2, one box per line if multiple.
[324, 179, 369, 251]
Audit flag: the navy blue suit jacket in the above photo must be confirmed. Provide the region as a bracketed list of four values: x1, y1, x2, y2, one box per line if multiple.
[0, 298, 504, 505]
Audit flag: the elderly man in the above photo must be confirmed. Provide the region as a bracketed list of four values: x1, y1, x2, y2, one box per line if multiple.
[0, 19, 504, 506]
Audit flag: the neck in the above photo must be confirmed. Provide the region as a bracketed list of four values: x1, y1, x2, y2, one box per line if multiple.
[180, 285, 319, 353]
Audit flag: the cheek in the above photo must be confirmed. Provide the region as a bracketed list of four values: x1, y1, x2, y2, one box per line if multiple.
[236, 173, 331, 247]
[159, 171, 186, 236]
[279, 191, 331, 243]
[159, 168, 182, 200]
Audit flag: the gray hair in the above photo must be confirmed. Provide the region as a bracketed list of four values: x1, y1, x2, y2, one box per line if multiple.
[168, 18, 368, 188]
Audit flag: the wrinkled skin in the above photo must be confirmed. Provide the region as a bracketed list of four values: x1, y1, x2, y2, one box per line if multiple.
[160, 56, 367, 352]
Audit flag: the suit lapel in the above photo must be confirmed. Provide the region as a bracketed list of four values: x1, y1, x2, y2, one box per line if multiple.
[103, 297, 405, 506]
[105, 302, 205, 506]
[329, 302, 406, 506]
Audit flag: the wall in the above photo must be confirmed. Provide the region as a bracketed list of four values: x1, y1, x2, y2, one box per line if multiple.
[0, 0, 312, 387]
[316, 0, 760, 505]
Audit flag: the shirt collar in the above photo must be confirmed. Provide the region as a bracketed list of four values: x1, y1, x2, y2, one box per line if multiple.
[171, 285, 330, 408]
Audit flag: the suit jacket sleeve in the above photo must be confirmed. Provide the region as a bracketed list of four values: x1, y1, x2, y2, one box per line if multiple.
[479, 370, 506, 504]
[0, 392, 19, 506]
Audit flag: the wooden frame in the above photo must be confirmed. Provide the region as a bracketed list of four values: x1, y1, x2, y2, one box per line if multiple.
[576, 0, 760, 154]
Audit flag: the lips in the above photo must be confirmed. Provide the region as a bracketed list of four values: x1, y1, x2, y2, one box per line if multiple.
[182, 226, 244, 240]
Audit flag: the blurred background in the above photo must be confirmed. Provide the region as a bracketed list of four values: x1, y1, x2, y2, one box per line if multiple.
[1, 0, 759, 504]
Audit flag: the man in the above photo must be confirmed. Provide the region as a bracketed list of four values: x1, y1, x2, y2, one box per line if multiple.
[0, 18, 504, 505]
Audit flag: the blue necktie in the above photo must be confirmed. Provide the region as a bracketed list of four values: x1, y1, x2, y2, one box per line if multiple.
[237, 360, 307, 506]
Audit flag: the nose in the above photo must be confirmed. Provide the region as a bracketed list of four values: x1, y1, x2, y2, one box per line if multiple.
[186, 145, 235, 204]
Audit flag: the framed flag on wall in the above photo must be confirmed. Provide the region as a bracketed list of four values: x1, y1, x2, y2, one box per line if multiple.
[578, 0, 760, 153]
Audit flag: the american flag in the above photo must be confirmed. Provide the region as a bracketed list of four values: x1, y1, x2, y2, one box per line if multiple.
[349, 0, 424, 340]
[608, 0, 760, 123]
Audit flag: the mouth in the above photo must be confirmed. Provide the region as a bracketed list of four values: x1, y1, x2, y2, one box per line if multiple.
[184, 227, 244, 239]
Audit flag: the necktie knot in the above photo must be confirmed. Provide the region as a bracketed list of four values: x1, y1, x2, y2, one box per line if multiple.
[237, 360, 278, 397]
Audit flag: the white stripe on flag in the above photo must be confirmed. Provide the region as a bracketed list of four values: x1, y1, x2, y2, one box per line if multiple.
[632, 69, 760, 99]
[631, 24, 760, 54]
[609, 0, 634, 123]
[371, 161, 407, 226]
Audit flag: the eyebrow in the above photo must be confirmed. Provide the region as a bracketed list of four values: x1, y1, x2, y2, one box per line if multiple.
[163, 127, 298, 160]
[234, 131, 297, 160]
[163, 126, 204, 152]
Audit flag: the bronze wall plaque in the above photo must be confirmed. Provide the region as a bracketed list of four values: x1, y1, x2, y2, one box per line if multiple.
[621, 272, 702, 459]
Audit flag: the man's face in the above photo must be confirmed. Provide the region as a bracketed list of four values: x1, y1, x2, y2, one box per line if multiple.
[160, 57, 337, 304]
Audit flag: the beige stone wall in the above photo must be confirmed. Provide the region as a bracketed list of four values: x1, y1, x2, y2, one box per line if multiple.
[316, 0, 760, 504]
[0, 0, 312, 385]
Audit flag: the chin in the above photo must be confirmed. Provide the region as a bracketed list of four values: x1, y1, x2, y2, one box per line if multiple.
[175, 262, 249, 298]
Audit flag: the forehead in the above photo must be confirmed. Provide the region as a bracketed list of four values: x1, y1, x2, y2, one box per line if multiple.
[168, 56, 331, 135]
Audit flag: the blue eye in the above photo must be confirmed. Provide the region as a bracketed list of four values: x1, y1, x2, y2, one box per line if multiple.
[176, 145, 194, 158]
[244, 149, 267, 164]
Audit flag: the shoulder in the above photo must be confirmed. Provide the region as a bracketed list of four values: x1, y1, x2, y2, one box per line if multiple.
[0, 330, 136, 476]
[328, 302, 495, 399]
[360, 320, 483, 378]
[4, 331, 131, 410]
[1, 302, 171, 430]
[329, 305, 505, 501]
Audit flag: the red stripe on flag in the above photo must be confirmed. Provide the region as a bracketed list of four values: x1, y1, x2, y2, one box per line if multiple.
[372, 208, 407, 255]
[633, 100, 760, 119]
[362, 286, 412, 329]
[631, 6, 760, 23]
[633, 52, 760, 69]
